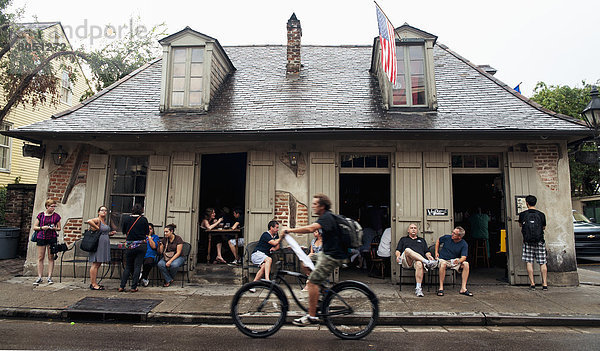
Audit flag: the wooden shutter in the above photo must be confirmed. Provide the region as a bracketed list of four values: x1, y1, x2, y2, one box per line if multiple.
[309, 152, 337, 216]
[166, 152, 196, 245]
[423, 152, 452, 240]
[82, 154, 108, 229]
[245, 151, 275, 243]
[145, 155, 170, 228]
[507, 152, 538, 285]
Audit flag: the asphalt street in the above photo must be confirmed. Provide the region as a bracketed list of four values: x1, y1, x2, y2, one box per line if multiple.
[2, 319, 600, 350]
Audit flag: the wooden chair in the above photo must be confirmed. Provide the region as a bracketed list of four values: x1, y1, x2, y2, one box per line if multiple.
[59, 240, 89, 283]
[368, 243, 385, 279]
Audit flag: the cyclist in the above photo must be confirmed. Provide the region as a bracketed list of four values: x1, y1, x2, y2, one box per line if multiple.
[283, 193, 348, 326]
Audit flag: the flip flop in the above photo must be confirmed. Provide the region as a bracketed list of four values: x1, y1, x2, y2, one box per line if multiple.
[459, 290, 473, 296]
[437, 290, 444, 296]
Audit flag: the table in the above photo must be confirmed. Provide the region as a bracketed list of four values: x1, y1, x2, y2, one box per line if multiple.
[109, 244, 126, 278]
[206, 229, 241, 263]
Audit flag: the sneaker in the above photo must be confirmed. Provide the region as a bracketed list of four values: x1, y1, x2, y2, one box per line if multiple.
[141, 279, 149, 287]
[529, 285, 536, 290]
[47, 277, 54, 285]
[425, 259, 438, 270]
[33, 277, 42, 286]
[292, 314, 320, 326]
[249, 288, 256, 293]
[415, 287, 424, 297]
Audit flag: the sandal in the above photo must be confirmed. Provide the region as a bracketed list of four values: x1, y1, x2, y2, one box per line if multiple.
[459, 290, 473, 297]
[163, 280, 173, 287]
[90, 284, 105, 291]
[117, 287, 125, 292]
[130, 288, 139, 293]
[437, 290, 444, 296]
[542, 285, 548, 291]
[215, 257, 226, 264]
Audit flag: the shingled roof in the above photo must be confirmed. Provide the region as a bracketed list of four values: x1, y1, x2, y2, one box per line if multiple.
[6, 42, 591, 143]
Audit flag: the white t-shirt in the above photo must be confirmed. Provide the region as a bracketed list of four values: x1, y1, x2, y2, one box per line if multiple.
[377, 228, 392, 257]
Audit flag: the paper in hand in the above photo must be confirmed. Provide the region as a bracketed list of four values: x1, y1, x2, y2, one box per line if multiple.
[284, 235, 315, 271]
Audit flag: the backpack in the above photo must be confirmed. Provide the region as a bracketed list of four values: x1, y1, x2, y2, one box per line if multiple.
[332, 214, 363, 252]
[521, 210, 544, 243]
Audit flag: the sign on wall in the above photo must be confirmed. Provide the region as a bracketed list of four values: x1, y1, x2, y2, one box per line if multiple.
[426, 208, 448, 216]
[515, 195, 528, 214]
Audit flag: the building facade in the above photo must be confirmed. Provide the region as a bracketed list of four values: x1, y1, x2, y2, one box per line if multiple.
[6, 16, 590, 286]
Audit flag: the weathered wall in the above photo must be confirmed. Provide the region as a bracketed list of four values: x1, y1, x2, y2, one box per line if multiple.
[4, 183, 36, 256]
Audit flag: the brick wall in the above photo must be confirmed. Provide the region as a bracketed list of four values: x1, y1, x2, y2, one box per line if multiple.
[4, 184, 36, 256]
[62, 218, 83, 245]
[274, 191, 309, 228]
[47, 145, 89, 202]
[286, 14, 302, 75]
[530, 144, 559, 191]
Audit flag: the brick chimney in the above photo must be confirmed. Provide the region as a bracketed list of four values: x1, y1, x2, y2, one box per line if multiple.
[286, 13, 302, 75]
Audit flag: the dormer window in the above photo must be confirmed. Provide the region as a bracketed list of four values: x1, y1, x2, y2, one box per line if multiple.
[393, 44, 426, 106]
[171, 47, 204, 107]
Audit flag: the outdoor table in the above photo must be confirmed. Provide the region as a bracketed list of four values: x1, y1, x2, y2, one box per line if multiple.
[206, 228, 241, 263]
[109, 243, 126, 278]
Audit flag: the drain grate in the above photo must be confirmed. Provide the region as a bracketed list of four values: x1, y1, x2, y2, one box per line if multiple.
[65, 297, 162, 322]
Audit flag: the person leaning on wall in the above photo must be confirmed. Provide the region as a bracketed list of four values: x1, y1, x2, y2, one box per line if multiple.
[32, 199, 62, 286]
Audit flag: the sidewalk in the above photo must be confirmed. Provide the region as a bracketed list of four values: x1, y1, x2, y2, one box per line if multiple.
[1, 258, 600, 326]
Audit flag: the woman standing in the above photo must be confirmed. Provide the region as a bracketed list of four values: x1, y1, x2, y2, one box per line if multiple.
[201, 208, 224, 263]
[140, 223, 160, 287]
[119, 204, 149, 292]
[32, 199, 62, 285]
[86, 206, 116, 290]
[158, 223, 184, 287]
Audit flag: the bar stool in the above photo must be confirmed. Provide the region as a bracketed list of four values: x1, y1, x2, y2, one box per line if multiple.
[473, 238, 489, 268]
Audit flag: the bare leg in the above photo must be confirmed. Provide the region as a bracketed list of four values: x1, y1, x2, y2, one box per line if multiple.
[307, 281, 319, 317]
[264, 257, 272, 280]
[36, 245, 46, 278]
[459, 261, 470, 292]
[47, 246, 55, 279]
[216, 243, 225, 262]
[414, 261, 424, 284]
[540, 263, 548, 287]
[438, 262, 446, 291]
[228, 241, 238, 261]
[90, 262, 102, 287]
[253, 264, 265, 281]
[526, 262, 535, 286]
[404, 248, 427, 263]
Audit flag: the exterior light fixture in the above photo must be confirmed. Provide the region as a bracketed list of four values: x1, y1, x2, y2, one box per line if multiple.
[51, 145, 68, 166]
[582, 86, 600, 135]
[288, 145, 300, 166]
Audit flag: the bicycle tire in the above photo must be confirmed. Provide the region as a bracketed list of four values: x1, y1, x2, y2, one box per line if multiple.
[322, 280, 379, 340]
[230, 281, 288, 338]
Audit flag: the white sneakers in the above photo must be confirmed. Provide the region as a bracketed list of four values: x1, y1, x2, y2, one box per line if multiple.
[33, 277, 42, 286]
[47, 277, 54, 285]
[141, 279, 150, 287]
[293, 314, 320, 326]
[415, 287, 424, 297]
[424, 259, 438, 270]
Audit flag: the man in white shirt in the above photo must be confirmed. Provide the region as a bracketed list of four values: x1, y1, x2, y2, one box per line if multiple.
[377, 227, 391, 258]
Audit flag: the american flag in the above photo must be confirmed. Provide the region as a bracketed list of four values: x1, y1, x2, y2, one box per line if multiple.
[375, 4, 397, 85]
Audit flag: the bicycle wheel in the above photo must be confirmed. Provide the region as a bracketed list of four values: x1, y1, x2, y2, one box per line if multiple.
[230, 281, 288, 338]
[322, 280, 378, 340]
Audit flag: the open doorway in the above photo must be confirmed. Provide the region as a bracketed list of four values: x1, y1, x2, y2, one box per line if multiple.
[198, 153, 247, 263]
[452, 174, 507, 283]
[339, 174, 390, 281]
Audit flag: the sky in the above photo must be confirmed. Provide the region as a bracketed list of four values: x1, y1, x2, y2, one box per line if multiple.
[10, 0, 600, 97]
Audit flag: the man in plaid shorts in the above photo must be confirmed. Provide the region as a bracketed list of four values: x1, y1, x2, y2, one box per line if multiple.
[518, 195, 548, 290]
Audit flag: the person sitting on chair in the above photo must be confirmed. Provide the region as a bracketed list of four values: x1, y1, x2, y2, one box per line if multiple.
[395, 223, 437, 297]
[158, 223, 184, 287]
[435, 226, 473, 297]
[227, 208, 244, 265]
[250, 220, 284, 283]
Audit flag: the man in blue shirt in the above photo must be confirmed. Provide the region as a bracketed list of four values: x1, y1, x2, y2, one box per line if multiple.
[435, 226, 472, 297]
[250, 220, 284, 283]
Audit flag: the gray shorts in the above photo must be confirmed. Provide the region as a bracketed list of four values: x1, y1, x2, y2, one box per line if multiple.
[308, 251, 347, 286]
[251, 251, 269, 266]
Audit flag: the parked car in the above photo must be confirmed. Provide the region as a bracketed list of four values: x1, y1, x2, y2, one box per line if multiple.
[573, 210, 600, 261]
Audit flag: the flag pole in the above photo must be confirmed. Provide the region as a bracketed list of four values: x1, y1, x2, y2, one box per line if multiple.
[374, 1, 397, 33]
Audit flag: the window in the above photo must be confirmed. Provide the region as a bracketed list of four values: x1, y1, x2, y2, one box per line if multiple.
[0, 123, 11, 171]
[452, 154, 500, 169]
[108, 156, 148, 231]
[341, 154, 389, 169]
[171, 47, 204, 108]
[392, 45, 426, 106]
[60, 70, 71, 104]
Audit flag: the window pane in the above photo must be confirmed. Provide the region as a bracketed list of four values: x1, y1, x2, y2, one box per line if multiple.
[189, 92, 202, 105]
[341, 155, 352, 168]
[488, 155, 499, 168]
[365, 155, 376, 168]
[173, 48, 186, 63]
[411, 75, 426, 105]
[172, 92, 184, 106]
[0, 133, 8, 146]
[0, 147, 8, 169]
[377, 155, 389, 168]
[452, 155, 463, 168]
[463, 155, 475, 168]
[475, 155, 487, 168]
[190, 77, 203, 91]
[410, 60, 424, 75]
[409, 45, 424, 59]
[392, 87, 407, 105]
[352, 156, 365, 168]
[172, 77, 185, 91]
[191, 48, 204, 62]
[190, 63, 203, 76]
[173, 63, 185, 76]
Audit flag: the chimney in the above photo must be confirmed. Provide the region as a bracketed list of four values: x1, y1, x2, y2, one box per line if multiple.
[286, 13, 302, 75]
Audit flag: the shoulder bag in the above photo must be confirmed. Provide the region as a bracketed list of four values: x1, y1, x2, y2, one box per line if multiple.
[80, 228, 101, 252]
[30, 231, 38, 242]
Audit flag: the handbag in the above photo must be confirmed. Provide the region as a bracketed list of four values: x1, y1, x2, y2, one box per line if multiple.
[80, 229, 101, 252]
[122, 216, 143, 250]
[30, 231, 38, 242]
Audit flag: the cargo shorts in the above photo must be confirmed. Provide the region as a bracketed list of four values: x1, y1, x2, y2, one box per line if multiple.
[308, 251, 347, 286]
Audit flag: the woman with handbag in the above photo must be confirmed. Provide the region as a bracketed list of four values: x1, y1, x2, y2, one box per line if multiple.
[157, 223, 184, 287]
[32, 199, 62, 286]
[118, 204, 149, 292]
[86, 206, 116, 290]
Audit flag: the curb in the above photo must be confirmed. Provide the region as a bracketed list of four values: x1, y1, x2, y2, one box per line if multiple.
[0, 307, 63, 320]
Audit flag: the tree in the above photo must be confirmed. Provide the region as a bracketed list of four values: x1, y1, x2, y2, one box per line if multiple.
[0, 1, 164, 121]
[531, 81, 600, 196]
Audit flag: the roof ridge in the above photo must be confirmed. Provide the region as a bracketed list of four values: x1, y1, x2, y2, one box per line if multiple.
[436, 43, 587, 127]
[222, 44, 372, 48]
[52, 57, 162, 119]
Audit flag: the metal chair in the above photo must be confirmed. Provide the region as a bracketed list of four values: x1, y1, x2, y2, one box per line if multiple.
[178, 242, 192, 287]
[59, 239, 89, 283]
[243, 241, 259, 283]
[427, 244, 456, 292]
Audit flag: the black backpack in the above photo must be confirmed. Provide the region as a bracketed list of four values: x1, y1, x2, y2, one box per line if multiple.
[521, 211, 544, 243]
[332, 214, 363, 253]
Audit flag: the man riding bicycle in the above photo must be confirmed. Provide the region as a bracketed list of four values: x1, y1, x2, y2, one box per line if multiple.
[283, 193, 348, 326]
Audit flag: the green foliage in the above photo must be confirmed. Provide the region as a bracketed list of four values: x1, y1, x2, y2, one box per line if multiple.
[531, 81, 600, 196]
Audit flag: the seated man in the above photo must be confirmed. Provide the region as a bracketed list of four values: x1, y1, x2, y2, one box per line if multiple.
[250, 220, 284, 284]
[435, 226, 473, 297]
[377, 227, 391, 258]
[227, 208, 244, 264]
[395, 223, 437, 297]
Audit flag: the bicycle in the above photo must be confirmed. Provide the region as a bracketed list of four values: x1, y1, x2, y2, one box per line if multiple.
[230, 262, 379, 340]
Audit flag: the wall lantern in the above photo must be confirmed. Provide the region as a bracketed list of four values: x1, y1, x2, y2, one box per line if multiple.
[581, 86, 600, 135]
[51, 145, 68, 166]
[288, 145, 300, 166]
